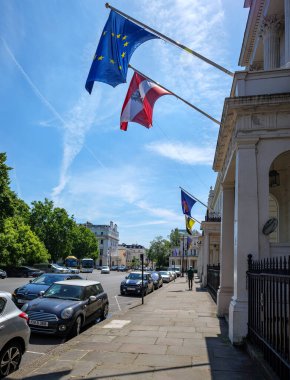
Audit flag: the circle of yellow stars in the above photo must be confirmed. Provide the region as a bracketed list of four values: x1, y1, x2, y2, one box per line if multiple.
[93, 31, 130, 71]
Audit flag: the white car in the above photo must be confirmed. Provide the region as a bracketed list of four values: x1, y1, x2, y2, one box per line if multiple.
[101, 266, 110, 274]
[0, 292, 30, 377]
[51, 264, 70, 274]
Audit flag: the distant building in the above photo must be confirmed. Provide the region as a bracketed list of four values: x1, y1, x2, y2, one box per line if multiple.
[169, 230, 201, 274]
[118, 243, 147, 267]
[82, 221, 119, 266]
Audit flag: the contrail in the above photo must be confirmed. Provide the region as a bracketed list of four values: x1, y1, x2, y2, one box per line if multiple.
[1, 36, 66, 126]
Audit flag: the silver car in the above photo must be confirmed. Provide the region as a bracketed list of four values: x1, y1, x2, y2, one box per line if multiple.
[0, 292, 30, 378]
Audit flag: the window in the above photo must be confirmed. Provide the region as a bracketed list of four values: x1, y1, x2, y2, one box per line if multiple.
[0, 297, 6, 314]
[100, 240, 103, 244]
[96, 283, 104, 294]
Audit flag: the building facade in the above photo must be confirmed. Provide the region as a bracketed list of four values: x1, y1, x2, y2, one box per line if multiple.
[199, 0, 290, 345]
[83, 221, 119, 267]
[118, 244, 147, 268]
[169, 229, 201, 274]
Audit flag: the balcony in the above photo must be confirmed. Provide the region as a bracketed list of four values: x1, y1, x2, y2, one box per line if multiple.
[230, 68, 290, 97]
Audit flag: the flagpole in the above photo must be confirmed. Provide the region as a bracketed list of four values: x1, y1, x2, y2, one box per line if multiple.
[129, 65, 220, 126]
[188, 215, 201, 225]
[180, 186, 213, 211]
[105, 3, 234, 78]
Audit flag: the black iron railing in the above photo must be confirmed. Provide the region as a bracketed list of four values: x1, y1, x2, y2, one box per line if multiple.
[247, 254, 290, 380]
[207, 264, 220, 302]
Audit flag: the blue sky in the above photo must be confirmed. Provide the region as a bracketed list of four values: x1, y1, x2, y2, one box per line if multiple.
[0, 0, 248, 248]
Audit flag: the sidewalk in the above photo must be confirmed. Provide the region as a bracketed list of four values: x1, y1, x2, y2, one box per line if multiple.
[8, 277, 266, 380]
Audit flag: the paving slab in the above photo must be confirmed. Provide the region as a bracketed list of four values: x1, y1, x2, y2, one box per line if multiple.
[7, 278, 266, 380]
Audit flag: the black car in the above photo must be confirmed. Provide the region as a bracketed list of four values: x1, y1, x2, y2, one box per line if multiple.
[117, 265, 128, 272]
[4, 266, 44, 278]
[0, 269, 7, 279]
[151, 271, 163, 289]
[13, 273, 83, 307]
[120, 272, 154, 296]
[22, 280, 109, 337]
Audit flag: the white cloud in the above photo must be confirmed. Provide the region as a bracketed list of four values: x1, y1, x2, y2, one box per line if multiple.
[145, 141, 215, 165]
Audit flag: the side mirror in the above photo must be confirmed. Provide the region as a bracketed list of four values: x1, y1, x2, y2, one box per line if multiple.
[39, 290, 45, 296]
[89, 295, 97, 303]
[125, 276, 128, 279]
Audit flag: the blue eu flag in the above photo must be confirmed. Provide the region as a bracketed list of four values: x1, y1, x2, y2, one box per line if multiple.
[85, 11, 159, 93]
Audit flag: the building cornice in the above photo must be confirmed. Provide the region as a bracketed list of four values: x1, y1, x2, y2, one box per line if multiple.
[213, 92, 290, 172]
[239, 0, 266, 67]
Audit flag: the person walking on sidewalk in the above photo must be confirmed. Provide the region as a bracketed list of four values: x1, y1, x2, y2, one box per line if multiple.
[187, 266, 194, 290]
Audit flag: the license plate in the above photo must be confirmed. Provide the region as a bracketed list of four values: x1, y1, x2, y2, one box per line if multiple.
[17, 299, 26, 304]
[29, 320, 48, 327]
[127, 287, 135, 290]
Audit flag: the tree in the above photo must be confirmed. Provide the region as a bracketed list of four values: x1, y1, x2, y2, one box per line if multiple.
[30, 199, 75, 262]
[169, 228, 180, 246]
[71, 225, 99, 260]
[0, 217, 50, 266]
[0, 153, 30, 227]
[147, 236, 171, 269]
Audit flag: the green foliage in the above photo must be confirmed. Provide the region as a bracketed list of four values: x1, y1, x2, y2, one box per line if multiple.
[71, 224, 99, 260]
[147, 236, 171, 268]
[30, 199, 75, 262]
[0, 217, 50, 266]
[169, 228, 180, 246]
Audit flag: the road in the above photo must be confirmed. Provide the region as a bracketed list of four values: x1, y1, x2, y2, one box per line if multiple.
[0, 270, 141, 367]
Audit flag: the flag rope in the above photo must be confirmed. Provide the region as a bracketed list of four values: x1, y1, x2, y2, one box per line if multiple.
[129, 65, 220, 125]
[180, 186, 213, 211]
[105, 3, 234, 78]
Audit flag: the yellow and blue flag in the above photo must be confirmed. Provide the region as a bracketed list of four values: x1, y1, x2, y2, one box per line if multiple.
[185, 216, 195, 235]
[85, 11, 159, 93]
[181, 189, 197, 217]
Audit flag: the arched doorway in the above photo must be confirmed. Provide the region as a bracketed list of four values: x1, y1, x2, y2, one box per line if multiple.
[268, 151, 290, 248]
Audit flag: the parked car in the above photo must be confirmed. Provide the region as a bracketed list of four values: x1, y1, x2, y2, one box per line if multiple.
[4, 266, 44, 278]
[151, 271, 163, 289]
[0, 292, 30, 378]
[13, 273, 84, 308]
[110, 265, 118, 271]
[101, 266, 110, 274]
[168, 267, 181, 277]
[168, 270, 177, 280]
[21, 280, 109, 338]
[120, 272, 154, 296]
[0, 269, 7, 279]
[159, 271, 171, 283]
[33, 263, 70, 274]
[117, 265, 128, 272]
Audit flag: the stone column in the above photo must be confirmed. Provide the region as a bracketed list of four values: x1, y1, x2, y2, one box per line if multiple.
[260, 15, 282, 70]
[228, 140, 259, 344]
[285, 0, 290, 67]
[201, 231, 210, 287]
[217, 184, 234, 317]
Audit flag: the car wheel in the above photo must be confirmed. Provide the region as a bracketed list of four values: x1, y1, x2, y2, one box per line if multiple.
[71, 316, 82, 337]
[0, 341, 22, 378]
[101, 303, 109, 321]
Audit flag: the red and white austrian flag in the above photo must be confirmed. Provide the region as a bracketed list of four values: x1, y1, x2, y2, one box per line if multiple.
[120, 72, 171, 131]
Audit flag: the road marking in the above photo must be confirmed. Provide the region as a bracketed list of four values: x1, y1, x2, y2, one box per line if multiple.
[114, 295, 121, 311]
[103, 319, 131, 329]
[26, 351, 46, 355]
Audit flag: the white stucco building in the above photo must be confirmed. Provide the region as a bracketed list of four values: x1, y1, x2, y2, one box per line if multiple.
[199, 0, 290, 345]
[83, 221, 119, 266]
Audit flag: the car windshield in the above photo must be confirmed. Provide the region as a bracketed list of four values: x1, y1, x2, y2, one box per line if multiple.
[32, 274, 67, 286]
[44, 284, 84, 300]
[159, 271, 169, 275]
[128, 273, 146, 280]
